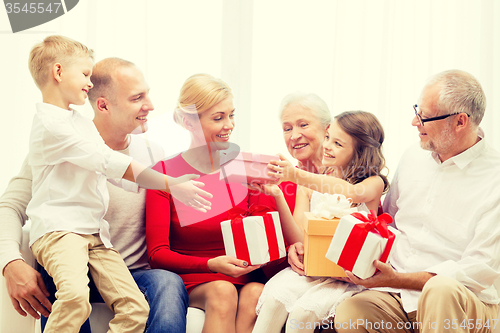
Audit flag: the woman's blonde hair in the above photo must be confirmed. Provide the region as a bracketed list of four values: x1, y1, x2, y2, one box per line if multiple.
[173, 73, 232, 127]
[329, 111, 389, 194]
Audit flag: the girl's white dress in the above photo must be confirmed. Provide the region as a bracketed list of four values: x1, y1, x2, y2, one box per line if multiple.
[256, 191, 367, 321]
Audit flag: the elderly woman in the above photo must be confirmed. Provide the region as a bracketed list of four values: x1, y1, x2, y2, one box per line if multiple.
[146, 74, 266, 333]
[260, 92, 332, 281]
[252, 92, 332, 332]
[280, 92, 330, 173]
[275, 92, 332, 213]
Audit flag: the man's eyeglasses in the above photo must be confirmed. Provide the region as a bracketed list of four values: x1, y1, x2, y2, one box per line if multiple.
[413, 104, 470, 126]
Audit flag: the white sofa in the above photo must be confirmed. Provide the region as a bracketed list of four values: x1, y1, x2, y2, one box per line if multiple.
[0, 222, 205, 333]
[3, 224, 500, 333]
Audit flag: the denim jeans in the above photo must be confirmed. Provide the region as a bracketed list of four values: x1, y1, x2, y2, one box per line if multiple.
[40, 266, 188, 333]
[131, 268, 189, 333]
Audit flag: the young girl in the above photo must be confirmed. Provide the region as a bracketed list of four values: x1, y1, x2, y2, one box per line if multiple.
[252, 111, 389, 333]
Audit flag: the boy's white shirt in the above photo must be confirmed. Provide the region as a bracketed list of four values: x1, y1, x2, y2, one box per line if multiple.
[0, 133, 165, 272]
[27, 102, 132, 248]
[105, 135, 165, 270]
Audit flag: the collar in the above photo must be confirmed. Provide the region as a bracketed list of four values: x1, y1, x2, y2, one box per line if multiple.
[36, 102, 75, 117]
[117, 134, 132, 152]
[431, 128, 486, 169]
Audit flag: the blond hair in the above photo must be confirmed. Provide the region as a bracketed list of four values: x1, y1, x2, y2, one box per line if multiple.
[173, 73, 232, 127]
[28, 35, 94, 89]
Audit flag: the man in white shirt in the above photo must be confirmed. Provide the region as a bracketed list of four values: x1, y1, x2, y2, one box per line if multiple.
[0, 57, 189, 333]
[333, 70, 500, 333]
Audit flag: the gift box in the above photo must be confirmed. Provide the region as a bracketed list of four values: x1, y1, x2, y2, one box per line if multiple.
[325, 211, 400, 279]
[303, 212, 345, 277]
[219, 151, 278, 184]
[221, 207, 286, 265]
[303, 193, 357, 277]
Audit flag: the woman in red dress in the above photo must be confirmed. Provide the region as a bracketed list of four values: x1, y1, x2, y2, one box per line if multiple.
[146, 74, 266, 333]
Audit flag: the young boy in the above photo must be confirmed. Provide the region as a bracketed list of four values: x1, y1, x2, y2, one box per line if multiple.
[26, 35, 211, 333]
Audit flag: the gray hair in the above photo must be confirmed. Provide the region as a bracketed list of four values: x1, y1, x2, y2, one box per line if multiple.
[278, 91, 331, 128]
[425, 69, 486, 127]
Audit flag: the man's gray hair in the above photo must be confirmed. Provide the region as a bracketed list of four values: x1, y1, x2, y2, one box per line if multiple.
[425, 69, 486, 127]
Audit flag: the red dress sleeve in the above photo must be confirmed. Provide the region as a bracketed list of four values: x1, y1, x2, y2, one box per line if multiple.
[146, 186, 211, 273]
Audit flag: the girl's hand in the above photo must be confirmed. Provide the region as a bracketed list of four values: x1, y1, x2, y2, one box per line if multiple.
[247, 182, 283, 198]
[288, 242, 305, 276]
[207, 256, 261, 278]
[267, 153, 297, 183]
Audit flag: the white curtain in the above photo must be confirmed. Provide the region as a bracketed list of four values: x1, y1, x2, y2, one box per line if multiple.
[250, 0, 500, 175]
[1, 0, 499, 194]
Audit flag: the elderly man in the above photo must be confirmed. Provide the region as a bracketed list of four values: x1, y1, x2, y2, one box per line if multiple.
[0, 57, 189, 333]
[332, 69, 500, 333]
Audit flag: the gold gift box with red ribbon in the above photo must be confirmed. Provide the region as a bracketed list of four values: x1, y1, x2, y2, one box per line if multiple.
[220, 206, 286, 265]
[325, 211, 400, 279]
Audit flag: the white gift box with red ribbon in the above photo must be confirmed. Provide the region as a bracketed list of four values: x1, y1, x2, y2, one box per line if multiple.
[221, 210, 286, 265]
[325, 211, 400, 279]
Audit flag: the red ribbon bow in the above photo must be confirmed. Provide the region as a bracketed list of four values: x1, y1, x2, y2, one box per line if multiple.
[226, 205, 280, 264]
[227, 204, 272, 220]
[350, 210, 393, 238]
[336, 210, 395, 272]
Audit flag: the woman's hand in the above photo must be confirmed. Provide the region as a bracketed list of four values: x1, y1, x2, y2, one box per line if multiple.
[267, 153, 297, 183]
[169, 174, 213, 212]
[288, 242, 305, 276]
[207, 256, 261, 278]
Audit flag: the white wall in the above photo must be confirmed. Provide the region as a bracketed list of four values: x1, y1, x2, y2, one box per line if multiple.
[1, 1, 500, 195]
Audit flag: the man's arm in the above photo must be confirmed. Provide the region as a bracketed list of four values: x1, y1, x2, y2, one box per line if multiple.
[349, 161, 500, 295]
[345, 260, 436, 290]
[0, 156, 32, 272]
[0, 155, 51, 318]
[372, 187, 500, 296]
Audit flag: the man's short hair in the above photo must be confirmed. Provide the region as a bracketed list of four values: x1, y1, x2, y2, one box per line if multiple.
[88, 57, 135, 104]
[426, 69, 486, 127]
[28, 35, 94, 89]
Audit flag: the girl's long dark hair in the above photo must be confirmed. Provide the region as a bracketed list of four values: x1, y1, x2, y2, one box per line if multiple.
[330, 111, 389, 194]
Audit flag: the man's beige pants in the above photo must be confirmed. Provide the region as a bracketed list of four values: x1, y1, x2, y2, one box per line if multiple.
[32, 231, 149, 333]
[331, 275, 498, 333]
